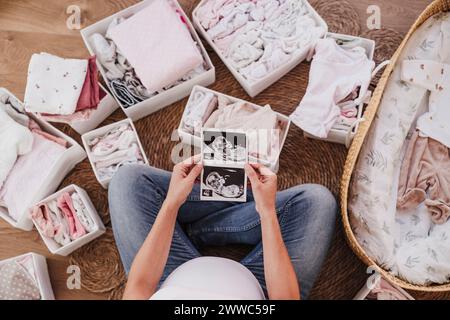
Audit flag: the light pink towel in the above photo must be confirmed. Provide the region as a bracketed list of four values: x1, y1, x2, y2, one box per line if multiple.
[108, 0, 203, 92]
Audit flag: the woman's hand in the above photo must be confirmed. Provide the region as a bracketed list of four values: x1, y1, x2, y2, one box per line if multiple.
[165, 155, 203, 210]
[245, 163, 277, 218]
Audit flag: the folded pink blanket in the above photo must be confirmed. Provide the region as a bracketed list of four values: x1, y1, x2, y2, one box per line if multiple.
[108, 0, 203, 92]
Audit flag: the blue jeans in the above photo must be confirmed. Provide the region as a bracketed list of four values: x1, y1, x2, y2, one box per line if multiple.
[109, 165, 337, 299]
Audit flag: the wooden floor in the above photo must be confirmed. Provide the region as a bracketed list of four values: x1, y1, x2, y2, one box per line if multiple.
[0, 0, 433, 300]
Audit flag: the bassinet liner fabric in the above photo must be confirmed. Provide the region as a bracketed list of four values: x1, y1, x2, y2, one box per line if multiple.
[341, 0, 450, 291]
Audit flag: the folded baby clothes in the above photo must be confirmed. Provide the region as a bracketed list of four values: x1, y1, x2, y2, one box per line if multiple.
[88, 124, 145, 180]
[182, 91, 218, 136]
[401, 59, 450, 148]
[108, 0, 203, 92]
[24, 53, 88, 115]
[31, 202, 71, 246]
[76, 56, 100, 111]
[204, 96, 281, 161]
[290, 38, 374, 138]
[197, 0, 326, 82]
[0, 261, 41, 300]
[397, 130, 450, 225]
[71, 193, 95, 233]
[0, 133, 67, 221]
[47, 200, 71, 246]
[0, 107, 34, 189]
[57, 192, 86, 240]
[31, 191, 92, 245]
[31, 204, 57, 238]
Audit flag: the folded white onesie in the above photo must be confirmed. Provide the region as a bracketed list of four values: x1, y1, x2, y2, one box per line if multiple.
[24, 53, 88, 115]
[290, 38, 374, 138]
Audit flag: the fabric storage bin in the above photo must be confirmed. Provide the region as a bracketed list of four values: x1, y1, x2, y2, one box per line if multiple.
[0, 88, 86, 231]
[82, 118, 149, 189]
[80, 0, 215, 122]
[0, 253, 55, 300]
[178, 85, 291, 171]
[303, 33, 382, 148]
[341, 0, 450, 292]
[30, 184, 106, 256]
[34, 84, 120, 135]
[192, 0, 327, 97]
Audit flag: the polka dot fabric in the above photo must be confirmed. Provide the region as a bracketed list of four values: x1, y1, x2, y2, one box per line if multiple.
[0, 261, 41, 300]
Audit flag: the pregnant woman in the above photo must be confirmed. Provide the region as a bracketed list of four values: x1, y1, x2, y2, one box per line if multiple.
[109, 156, 337, 300]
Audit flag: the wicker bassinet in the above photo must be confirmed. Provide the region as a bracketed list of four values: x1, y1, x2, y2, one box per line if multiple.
[340, 0, 450, 292]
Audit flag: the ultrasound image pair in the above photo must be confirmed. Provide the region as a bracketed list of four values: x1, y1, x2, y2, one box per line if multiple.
[201, 130, 247, 202]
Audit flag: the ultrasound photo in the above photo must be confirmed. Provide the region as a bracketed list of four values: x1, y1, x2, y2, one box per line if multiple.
[200, 165, 247, 202]
[202, 130, 247, 163]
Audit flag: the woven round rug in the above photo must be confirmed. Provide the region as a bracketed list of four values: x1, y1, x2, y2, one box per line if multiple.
[361, 28, 404, 86]
[69, 228, 126, 294]
[66, 1, 370, 300]
[309, 0, 361, 36]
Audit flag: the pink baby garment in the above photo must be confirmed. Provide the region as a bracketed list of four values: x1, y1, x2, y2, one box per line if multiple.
[57, 192, 86, 240]
[76, 56, 100, 111]
[290, 38, 374, 138]
[108, 0, 203, 92]
[397, 130, 450, 225]
[31, 204, 57, 238]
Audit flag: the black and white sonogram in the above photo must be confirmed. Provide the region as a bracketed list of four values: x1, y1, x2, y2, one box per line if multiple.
[201, 165, 247, 202]
[202, 130, 247, 162]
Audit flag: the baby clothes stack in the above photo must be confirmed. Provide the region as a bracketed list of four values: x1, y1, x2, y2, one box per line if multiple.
[196, 0, 326, 83]
[0, 255, 41, 300]
[89, 0, 207, 108]
[87, 123, 145, 180]
[31, 191, 94, 247]
[290, 38, 374, 138]
[24, 53, 103, 123]
[0, 91, 68, 222]
[182, 90, 282, 162]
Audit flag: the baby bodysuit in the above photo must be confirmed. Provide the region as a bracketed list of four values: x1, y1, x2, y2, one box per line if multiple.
[290, 38, 374, 138]
[401, 59, 450, 148]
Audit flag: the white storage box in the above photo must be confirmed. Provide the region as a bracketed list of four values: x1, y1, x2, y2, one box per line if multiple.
[82, 118, 149, 189]
[81, 0, 216, 121]
[304, 33, 377, 148]
[30, 184, 106, 256]
[192, 0, 328, 97]
[0, 88, 87, 231]
[178, 86, 291, 171]
[35, 84, 120, 135]
[0, 252, 55, 300]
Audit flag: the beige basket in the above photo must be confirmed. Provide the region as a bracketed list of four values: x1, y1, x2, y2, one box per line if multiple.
[340, 0, 450, 292]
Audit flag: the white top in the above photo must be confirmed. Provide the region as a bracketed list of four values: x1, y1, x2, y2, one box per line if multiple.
[150, 257, 265, 300]
[401, 59, 450, 148]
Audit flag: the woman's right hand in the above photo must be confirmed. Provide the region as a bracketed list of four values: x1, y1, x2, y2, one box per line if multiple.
[165, 155, 203, 210]
[245, 163, 278, 218]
